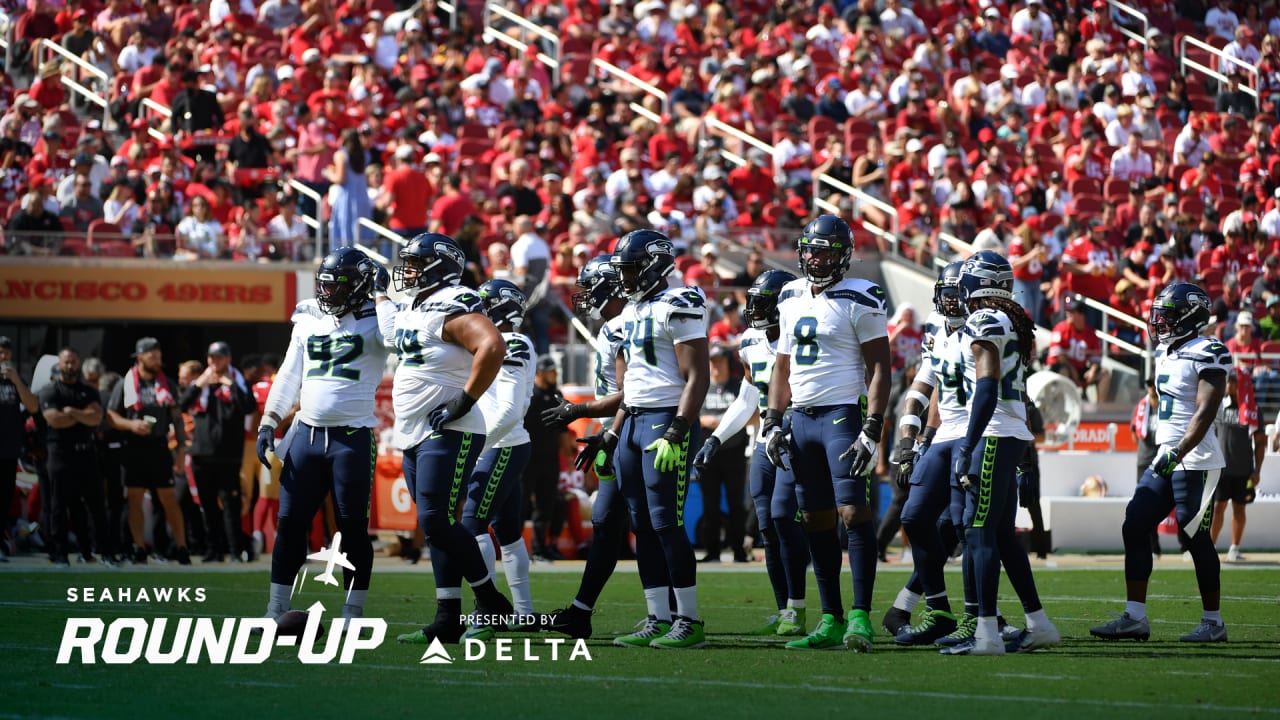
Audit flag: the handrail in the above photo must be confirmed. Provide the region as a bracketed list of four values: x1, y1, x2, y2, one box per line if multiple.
[815, 172, 901, 237]
[813, 196, 898, 247]
[1095, 327, 1147, 356]
[935, 231, 974, 262]
[485, 3, 559, 47]
[357, 217, 409, 248]
[629, 102, 661, 124]
[1180, 34, 1259, 99]
[39, 39, 110, 127]
[1106, 0, 1150, 49]
[39, 39, 107, 81]
[436, 0, 459, 31]
[1081, 293, 1146, 333]
[286, 179, 326, 261]
[593, 59, 669, 115]
[704, 116, 775, 156]
[482, 1, 561, 84]
[141, 98, 172, 141]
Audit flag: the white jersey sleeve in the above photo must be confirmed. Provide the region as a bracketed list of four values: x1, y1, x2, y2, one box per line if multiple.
[479, 332, 535, 449]
[726, 327, 776, 442]
[932, 328, 968, 443]
[959, 308, 1032, 441]
[776, 277, 888, 407]
[593, 316, 627, 399]
[914, 312, 950, 390]
[1155, 336, 1231, 470]
[392, 285, 490, 449]
[261, 305, 310, 423]
[620, 286, 708, 408]
[266, 299, 388, 429]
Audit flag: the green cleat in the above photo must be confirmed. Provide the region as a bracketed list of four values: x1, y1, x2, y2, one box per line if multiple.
[750, 613, 782, 635]
[650, 616, 706, 649]
[936, 613, 977, 647]
[462, 624, 495, 641]
[785, 613, 847, 650]
[843, 609, 874, 652]
[775, 607, 807, 636]
[613, 615, 671, 648]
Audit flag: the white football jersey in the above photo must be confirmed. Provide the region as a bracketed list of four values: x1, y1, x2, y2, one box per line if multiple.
[937, 309, 1033, 442]
[776, 277, 889, 407]
[263, 299, 391, 429]
[928, 324, 969, 443]
[1154, 336, 1231, 470]
[739, 326, 777, 442]
[619, 286, 709, 408]
[478, 332, 535, 449]
[594, 316, 627, 399]
[390, 286, 490, 449]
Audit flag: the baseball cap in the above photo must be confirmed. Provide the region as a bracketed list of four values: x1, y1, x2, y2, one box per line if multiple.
[535, 354, 557, 371]
[1269, 296, 1280, 309]
[301, 48, 321, 64]
[207, 341, 232, 357]
[0, 336, 11, 350]
[133, 337, 161, 356]
[1237, 310, 1256, 326]
[703, 165, 724, 180]
[394, 144, 414, 160]
[905, 138, 924, 153]
[423, 152, 443, 164]
[1067, 294, 1088, 312]
[572, 242, 591, 256]
[710, 345, 734, 360]
[700, 243, 718, 257]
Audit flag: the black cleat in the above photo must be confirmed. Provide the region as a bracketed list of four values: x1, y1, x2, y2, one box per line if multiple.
[882, 606, 912, 636]
[175, 547, 192, 566]
[543, 606, 593, 639]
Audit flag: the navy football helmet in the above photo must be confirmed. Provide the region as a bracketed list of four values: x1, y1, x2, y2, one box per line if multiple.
[394, 232, 466, 294]
[957, 250, 1014, 307]
[797, 214, 853, 288]
[934, 260, 966, 327]
[745, 269, 797, 329]
[611, 229, 675, 301]
[1149, 282, 1211, 345]
[316, 247, 375, 316]
[478, 279, 527, 330]
[572, 255, 621, 318]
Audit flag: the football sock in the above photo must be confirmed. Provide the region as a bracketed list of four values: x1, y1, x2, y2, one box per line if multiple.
[763, 536, 788, 610]
[1203, 609, 1222, 624]
[475, 534, 497, 579]
[343, 589, 368, 612]
[644, 586, 673, 623]
[574, 518, 623, 609]
[674, 585, 699, 621]
[975, 616, 999, 643]
[1025, 608, 1050, 631]
[787, 598, 805, 609]
[904, 570, 924, 596]
[773, 516, 808, 601]
[807, 528, 844, 620]
[1125, 600, 1147, 621]
[925, 592, 951, 613]
[894, 587, 922, 613]
[847, 520, 876, 612]
[267, 582, 292, 617]
[437, 587, 462, 600]
[501, 539, 533, 615]
[961, 546, 978, 612]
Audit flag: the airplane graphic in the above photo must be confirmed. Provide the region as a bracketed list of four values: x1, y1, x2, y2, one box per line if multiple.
[307, 532, 355, 588]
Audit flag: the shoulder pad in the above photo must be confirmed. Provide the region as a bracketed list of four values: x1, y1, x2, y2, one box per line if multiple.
[964, 310, 1011, 339]
[779, 279, 806, 303]
[658, 287, 707, 309]
[602, 323, 625, 343]
[503, 334, 533, 366]
[826, 285, 889, 310]
[292, 299, 324, 323]
[740, 335, 761, 351]
[1184, 337, 1232, 366]
[416, 286, 484, 315]
[352, 302, 377, 320]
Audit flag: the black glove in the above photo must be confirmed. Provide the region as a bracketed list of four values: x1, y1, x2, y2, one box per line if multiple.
[428, 392, 478, 431]
[841, 413, 883, 478]
[575, 429, 618, 471]
[541, 401, 587, 428]
[693, 435, 721, 471]
[760, 408, 784, 437]
[371, 264, 391, 297]
[891, 437, 916, 489]
[256, 426, 275, 469]
[954, 444, 975, 491]
[761, 408, 790, 470]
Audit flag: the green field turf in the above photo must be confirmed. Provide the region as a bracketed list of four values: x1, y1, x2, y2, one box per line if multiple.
[2, 565, 1278, 720]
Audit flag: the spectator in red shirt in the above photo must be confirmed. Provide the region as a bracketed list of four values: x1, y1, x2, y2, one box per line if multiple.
[727, 149, 776, 202]
[887, 303, 922, 372]
[1064, 127, 1109, 182]
[1179, 151, 1225, 203]
[1211, 223, 1253, 277]
[889, 137, 928, 204]
[734, 193, 773, 228]
[1049, 294, 1112, 399]
[29, 61, 66, 111]
[378, 145, 432, 237]
[1061, 218, 1117, 307]
[1227, 310, 1263, 369]
[648, 115, 691, 169]
[1008, 222, 1048, 323]
[709, 297, 745, 348]
[150, 61, 186, 110]
[428, 172, 478, 237]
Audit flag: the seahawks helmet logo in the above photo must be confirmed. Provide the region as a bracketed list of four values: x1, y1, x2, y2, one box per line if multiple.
[434, 241, 465, 267]
[645, 239, 674, 257]
[1187, 291, 1209, 310]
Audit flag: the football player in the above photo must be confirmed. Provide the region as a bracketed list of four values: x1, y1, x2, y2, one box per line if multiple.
[942, 251, 1059, 655]
[542, 256, 673, 640]
[1092, 282, 1229, 643]
[764, 214, 892, 651]
[886, 262, 966, 643]
[460, 279, 537, 639]
[386, 233, 514, 645]
[256, 247, 392, 622]
[693, 269, 810, 637]
[578, 230, 710, 649]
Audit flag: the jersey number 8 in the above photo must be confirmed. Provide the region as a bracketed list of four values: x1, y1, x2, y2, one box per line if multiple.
[793, 317, 820, 366]
[306, 335, 364, 380]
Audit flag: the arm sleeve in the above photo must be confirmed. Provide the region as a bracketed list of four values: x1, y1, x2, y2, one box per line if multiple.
[483, 366, 525, 441]
[711, 380, 761, 442]
[963, 376, 1000, 451]
[377, 300, 399, 349]
[915, 358, 936, 389]
[263, 328, 306, 422]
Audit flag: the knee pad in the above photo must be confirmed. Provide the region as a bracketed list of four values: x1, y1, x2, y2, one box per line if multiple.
[458, 515, 486, 537]
[761, 526, 778, 546]
[418, 509, 452, 543]
[802, 509, 838, 532]
[840, 505, 873, 528]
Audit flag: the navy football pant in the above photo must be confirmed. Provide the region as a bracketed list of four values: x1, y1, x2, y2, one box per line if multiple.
[789, 403, 876, 615]
[573, 461, 671, 608]
[1124, 468, 1220, 598]
[273, 423, 375, 591]
[614, 407, 698, 591]
[750, 442, 807, 609]
[402, 429, 490, 591]
[901, 439, 957, 606]
[461, 443, 531, 546]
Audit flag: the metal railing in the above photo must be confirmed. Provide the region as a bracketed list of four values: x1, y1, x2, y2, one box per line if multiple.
[592, 59, 669, 116]
[1180, 34, 1259, 99]
[140, 98, 172, 141]
[436, 0, 459, 31]
[482, 1, 561, 85]
[815, 172, 901, 240]
[38, 39, 110, 127]
[285, 179, 326, 261]
[1106, 0, 1150, 49]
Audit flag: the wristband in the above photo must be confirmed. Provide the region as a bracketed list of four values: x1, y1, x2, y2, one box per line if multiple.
[919, 425, 937, 443]
[665, 416, 691, 440]
[603, 429, 618, 442]
[863, 413, 884, 439]
[898, 414, 922, 431]
[259, 416, 278, 431]
[905, 389, 930, 408]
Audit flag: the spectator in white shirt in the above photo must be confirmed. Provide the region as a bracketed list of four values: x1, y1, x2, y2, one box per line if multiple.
[1174, 115, 1212, 167]
[605, 147, 654, 202]
[1260, 190, 1280, 238]
[117, 32, 157, 75]
[1110, 132, 1153, 182]
[1105, 104, 1137, 147]
[647, 151, 683, 198]
[209, 0, 254, 27]
[1011, 0, 1054, 44]
[845, 74, 886, 120]
[806, 5, 843, 56]
[1204, 0, 1240, 42]
[692, 165, 738, 222]
[773, 123, 814, 185]
[1020, 66, 1052, 109]
[268, 193, 309, 260]
[1121, 57, 1158, 98]
[1093, 85, 1122, 126]
[636, 1, 677, 45]
[1221, 25, 1261, 77]
[880, 0, 925, 38]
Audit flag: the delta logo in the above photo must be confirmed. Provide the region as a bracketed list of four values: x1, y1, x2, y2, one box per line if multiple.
[417, 636, 593, 665]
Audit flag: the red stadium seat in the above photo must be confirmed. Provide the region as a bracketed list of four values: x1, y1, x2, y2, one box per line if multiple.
[87, 220, 121, 249]
[1239, 269, 1260, 292]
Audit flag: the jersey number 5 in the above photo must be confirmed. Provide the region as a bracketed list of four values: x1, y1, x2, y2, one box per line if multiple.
[793, 317, 820, 366]
[306, 335, 363, 380]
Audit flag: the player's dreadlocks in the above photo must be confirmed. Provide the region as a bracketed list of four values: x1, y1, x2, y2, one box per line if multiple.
[973, 296, 1036, 368]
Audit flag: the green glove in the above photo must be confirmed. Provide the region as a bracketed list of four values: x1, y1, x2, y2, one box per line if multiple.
[595, 452, 616, 483]
[645, 416, 690, 473]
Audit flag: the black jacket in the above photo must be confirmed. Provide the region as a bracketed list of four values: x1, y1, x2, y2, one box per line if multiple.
[170, 88, 225, 133]
[525, 383, 566, 461]
[180, 378, 254, 460]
